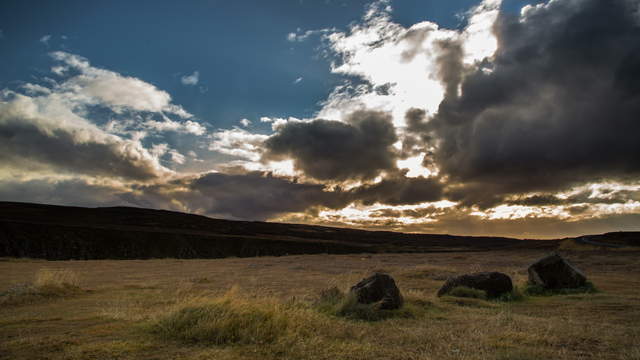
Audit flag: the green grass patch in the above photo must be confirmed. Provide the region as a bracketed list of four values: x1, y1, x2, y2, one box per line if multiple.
[314, 286, 424, 321]
[447, 286, 488, 299]
[522, 281, 599, 297]
[494, 286, 526, 303]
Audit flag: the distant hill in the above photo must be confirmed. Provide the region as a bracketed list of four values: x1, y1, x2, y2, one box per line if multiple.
[0, 201, 561, 260]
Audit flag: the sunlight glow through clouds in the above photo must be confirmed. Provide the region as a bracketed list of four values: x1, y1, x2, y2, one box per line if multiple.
[461, 0, 501, 65]
[229, 159, 297, 177]
[317, 0, 501, 125]
[396, 154, 433, 178]
[474, 205, 568, 220]
[209, 128, 268, 162]
[316, 200, 458, 225]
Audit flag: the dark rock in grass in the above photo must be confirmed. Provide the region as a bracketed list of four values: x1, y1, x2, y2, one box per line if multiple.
[350, 273, 403, 310]
[437, 272, 513, 298]
[528, 253, 587, 289]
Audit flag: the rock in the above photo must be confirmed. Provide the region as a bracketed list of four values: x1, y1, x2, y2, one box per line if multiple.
[437, 272, 513, 298]
[350, 273, 403, 310]
[528, 253, 587, 289]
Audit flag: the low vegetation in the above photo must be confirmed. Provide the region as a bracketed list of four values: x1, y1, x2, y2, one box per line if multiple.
[447, 286, 488, 299]
[522, 281, 599, 296]
[149, 287, 307, 345]
[1, 250, 638, 360]
[313, 286, 423, 321]
[0, 268, 82, 306]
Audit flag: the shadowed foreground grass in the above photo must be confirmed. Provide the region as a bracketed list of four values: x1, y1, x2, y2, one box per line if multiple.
[1, 250, 639, 360]
[148, 287, 310, 345]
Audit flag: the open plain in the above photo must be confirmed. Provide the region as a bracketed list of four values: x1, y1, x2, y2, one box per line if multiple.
[2, 249, 639, 360]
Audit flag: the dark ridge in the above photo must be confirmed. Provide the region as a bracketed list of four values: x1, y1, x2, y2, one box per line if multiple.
[0, 201, 559, 260]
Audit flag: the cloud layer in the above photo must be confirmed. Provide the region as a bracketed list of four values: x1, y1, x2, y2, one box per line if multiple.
[0, 92, 169, 180]
[425, 0, 640, 205]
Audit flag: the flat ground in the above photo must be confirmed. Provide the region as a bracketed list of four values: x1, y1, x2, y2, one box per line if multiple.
[1, 250, 639, 360]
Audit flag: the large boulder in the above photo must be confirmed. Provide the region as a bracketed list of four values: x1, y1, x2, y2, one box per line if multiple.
[437, 272, 513, 298]
[528, 253, 587, 289]
[350, 273, 403, 310]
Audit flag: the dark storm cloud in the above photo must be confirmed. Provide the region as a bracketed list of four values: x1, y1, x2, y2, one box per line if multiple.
[263, 110, 398, 181]
[0, 119, 162, 180]
[349, 174, 443, 206]
[434, 39, 464, 100]
[405, 108, 429, 134]
[402, 108, 433, 158]
[0, 97, 165, 181]
[425, 0, 640, 203]
[400, 27, 434, 62]
[506, 194, 567, 206]
[181, 171, 444, 219]
[0, 172, 351, 221]
[183, 171, 350, 220]
[0, 178, 130, 208]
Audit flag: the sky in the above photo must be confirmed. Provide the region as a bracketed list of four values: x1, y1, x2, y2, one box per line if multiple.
[1, 0, 639, 239]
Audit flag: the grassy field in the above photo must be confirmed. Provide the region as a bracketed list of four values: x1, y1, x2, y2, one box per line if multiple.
[1, 249, 639, 360]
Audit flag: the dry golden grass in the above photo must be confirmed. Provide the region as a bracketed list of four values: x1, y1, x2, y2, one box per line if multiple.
[0, 268, 82, 306]
[1, 250, 639, 360]
[34, 268, 80, 289]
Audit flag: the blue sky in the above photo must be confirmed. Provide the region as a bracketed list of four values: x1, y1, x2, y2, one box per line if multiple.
[2, 0, 639, 238]
[0, 0, 533, 129]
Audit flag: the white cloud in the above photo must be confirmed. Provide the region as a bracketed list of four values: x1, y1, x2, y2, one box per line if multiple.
[286, 28, 335, 42]
[49, 51, 192, 118]
[317, 0, 501, 125]
[169, 149, 186, 165]
[460, 0, 501, 64]
[181, 71, 200, 86]
[209, 128, 268, 161]
[0, 51, 215, 182]
[21, 83, 52, 95]
[239, 118, 251, 127]
[0, 91, 172, 180]
[51, 66, 67, 76]
[150, 143, 169, 158]
[40, 34, 52, 45]
[144, 118, 206, 135]
[293, 77, 303, 84]
[183, 120, 206, 135]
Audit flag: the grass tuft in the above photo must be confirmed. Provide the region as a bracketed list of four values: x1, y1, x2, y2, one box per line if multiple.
[147, 287, 314, 345]
[0, 268, 82, 306]
[314, 287, 424, 321]
[494, 286, 526, 302]
[34, 269, 80, 293]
